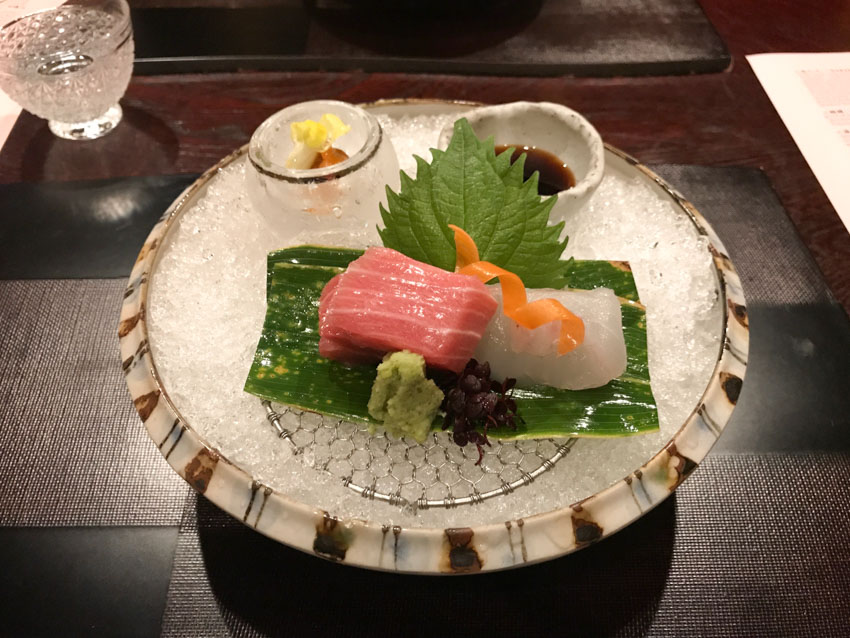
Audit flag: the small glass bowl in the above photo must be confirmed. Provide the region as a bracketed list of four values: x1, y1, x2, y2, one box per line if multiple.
[246, 100, 400, 247]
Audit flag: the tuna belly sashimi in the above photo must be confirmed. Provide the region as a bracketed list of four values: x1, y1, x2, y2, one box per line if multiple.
[318, 247, 498, 373]
[475, 287, 627, 390]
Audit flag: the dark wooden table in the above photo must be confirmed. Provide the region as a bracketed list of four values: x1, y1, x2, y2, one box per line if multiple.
[2, 0, 849, 313]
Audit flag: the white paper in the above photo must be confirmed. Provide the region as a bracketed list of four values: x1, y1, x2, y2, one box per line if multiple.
[748, 52, 850, 235]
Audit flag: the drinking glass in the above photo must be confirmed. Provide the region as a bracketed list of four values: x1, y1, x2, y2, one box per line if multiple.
[0, 0, 134, 140]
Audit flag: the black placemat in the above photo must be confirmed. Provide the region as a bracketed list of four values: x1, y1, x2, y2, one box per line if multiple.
[159, 454, 850, 638]
[1, 165, 848, 636]
[0, 174, 197, 279]
[0, 527, 179, 638]
[0, 279, 190, 526]
[129, 0, 730, 77]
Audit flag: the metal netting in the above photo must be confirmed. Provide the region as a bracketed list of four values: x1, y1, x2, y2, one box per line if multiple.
[261, 401, 574, 511]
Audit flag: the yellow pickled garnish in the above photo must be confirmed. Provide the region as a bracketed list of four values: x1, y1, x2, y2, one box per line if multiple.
[286, 113, 352, 169]
[290, 120, 329, 150]
[319, 113, 350, 142]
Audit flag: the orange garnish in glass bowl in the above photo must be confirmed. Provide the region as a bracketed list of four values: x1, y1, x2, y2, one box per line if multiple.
[311, 147, 349, 168]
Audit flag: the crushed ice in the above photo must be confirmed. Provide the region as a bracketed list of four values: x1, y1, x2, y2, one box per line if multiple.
[147, 113, 721, 528]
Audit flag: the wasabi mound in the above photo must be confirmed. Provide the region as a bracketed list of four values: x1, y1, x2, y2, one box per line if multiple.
[367, 351, 444, 442]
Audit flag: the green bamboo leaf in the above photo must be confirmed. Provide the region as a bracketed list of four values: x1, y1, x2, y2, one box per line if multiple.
[269, 246, 640, 299]
[566, 260, 639, 300]
[245, 246, 659, 439]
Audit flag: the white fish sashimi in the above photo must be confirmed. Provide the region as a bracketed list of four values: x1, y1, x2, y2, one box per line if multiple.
[475, 287, 627, 390]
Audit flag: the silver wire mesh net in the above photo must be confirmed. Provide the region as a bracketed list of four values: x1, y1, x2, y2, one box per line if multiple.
[262, 401, 575, 511]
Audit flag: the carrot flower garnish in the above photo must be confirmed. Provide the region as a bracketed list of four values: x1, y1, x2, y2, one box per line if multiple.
[448, 224, 585, 354]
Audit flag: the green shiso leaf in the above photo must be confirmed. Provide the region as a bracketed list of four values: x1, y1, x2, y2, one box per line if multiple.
[378, 118, 571, 289]
[244, 246, 658, 439]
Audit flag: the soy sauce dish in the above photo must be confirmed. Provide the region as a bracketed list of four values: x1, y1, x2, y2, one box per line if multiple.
[438, 101, 605, 221]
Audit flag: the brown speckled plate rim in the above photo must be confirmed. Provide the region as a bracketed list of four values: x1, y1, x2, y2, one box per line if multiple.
[119, 98, 748, 574]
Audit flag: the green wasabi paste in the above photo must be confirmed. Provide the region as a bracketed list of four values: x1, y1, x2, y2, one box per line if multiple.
[367, 351, 444, 443]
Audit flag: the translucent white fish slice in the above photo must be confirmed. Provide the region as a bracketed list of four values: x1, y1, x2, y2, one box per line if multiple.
[476, 287, 627, 390]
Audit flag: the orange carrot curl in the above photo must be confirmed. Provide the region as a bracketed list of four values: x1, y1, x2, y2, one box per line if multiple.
[448, 224, 585, 355]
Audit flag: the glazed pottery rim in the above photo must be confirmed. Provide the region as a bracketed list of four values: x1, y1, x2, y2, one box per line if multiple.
[119, 98, 748, 574]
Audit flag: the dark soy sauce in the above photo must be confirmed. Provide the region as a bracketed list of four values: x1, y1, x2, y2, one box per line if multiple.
[495, 145, 576, 196]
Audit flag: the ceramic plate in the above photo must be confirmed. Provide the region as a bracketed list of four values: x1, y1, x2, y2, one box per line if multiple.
[119, 99, 748, 573]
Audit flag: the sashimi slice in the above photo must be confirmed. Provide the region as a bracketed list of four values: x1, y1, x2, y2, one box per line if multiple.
[476, 287, 627, 390]
[319, 247, 498, 373]
[449, 224, 585, 355]
[318, 335, 384, 366]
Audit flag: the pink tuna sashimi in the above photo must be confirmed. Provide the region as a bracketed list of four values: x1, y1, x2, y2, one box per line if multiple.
[318, 247, 498, 373]
[318, 275, 382, 365]
[318, 336, 385, 366]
